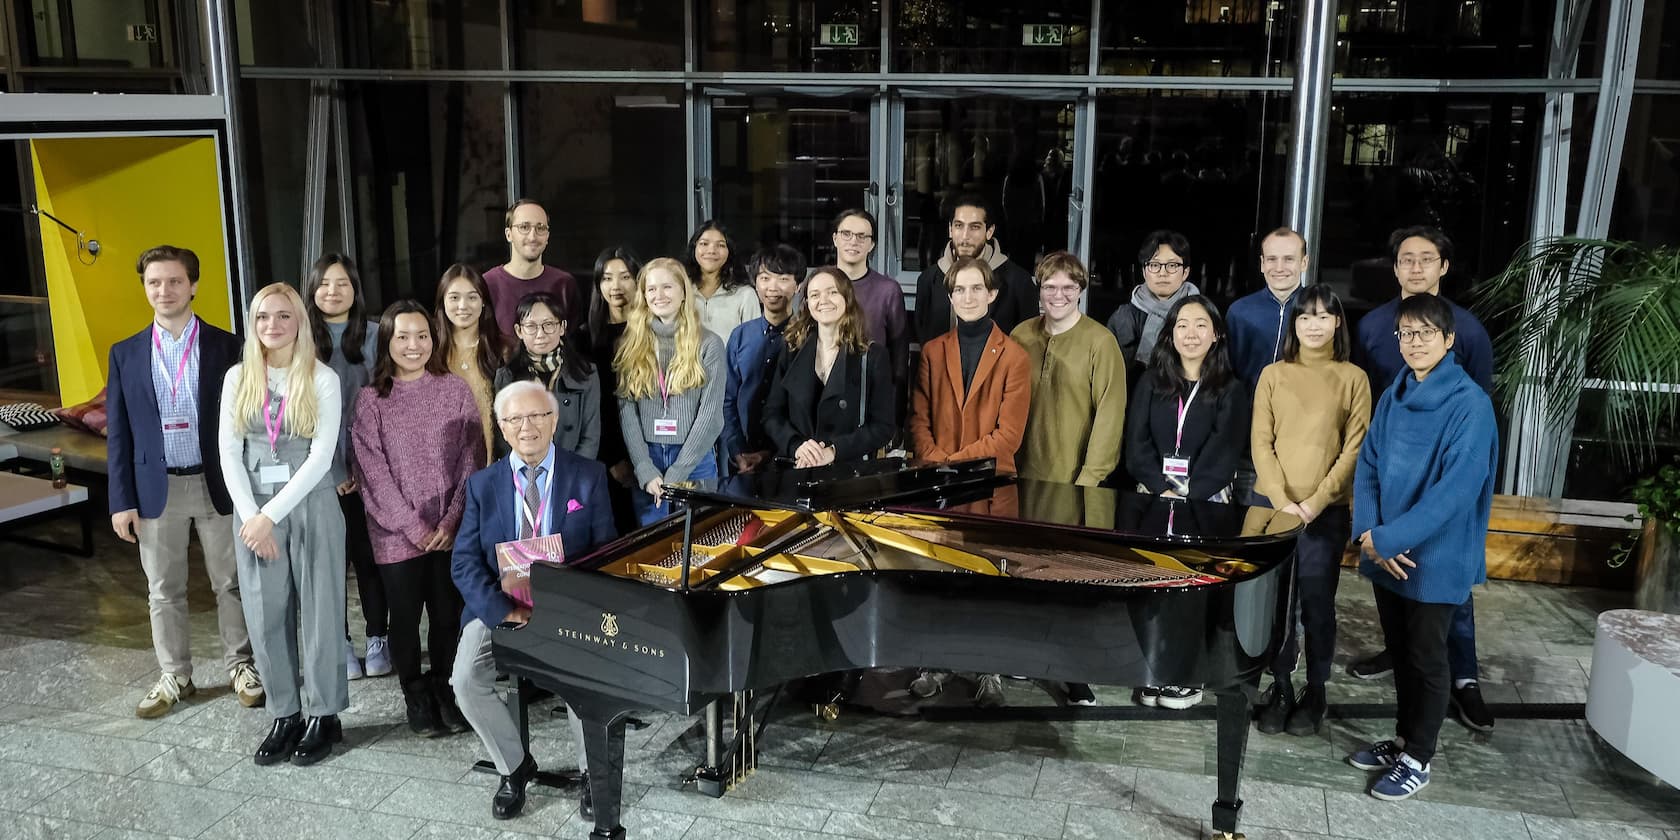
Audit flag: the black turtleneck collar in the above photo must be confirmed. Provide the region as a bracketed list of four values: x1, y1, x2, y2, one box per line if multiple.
[957, 317, 993, 394]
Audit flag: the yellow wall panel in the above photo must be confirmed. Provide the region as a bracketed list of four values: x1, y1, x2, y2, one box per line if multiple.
[31, 136, 233, 404]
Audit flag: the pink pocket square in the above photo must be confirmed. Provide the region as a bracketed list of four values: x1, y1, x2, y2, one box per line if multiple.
[566, 498, 584, 513]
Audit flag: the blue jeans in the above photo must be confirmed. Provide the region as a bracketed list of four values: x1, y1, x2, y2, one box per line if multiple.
[1449, 597, 1478, 681]
[632, 443, 720, 526]
[1271, 505, 1352, 687]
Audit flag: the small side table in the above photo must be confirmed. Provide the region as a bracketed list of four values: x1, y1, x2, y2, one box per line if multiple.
[0, 470, 93, 556]
[1586, 608, 1680, 787]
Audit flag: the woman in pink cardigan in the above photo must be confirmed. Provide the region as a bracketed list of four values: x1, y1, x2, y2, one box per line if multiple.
[352, 300, 485, 737]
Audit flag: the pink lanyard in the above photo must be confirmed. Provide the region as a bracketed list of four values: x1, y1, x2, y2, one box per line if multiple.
[512, 463, 552, 537]
[1173, 380, 1202, 456]
[263, 392, 287, 462]
[152, 320, 200, 409]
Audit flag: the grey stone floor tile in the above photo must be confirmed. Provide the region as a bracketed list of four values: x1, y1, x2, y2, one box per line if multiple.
[1524, 813, 1671, 840]
[17, 708, 165, 740]
[945, 747, 1043, 797]
[1062, 804, 1205, 840]
[678, 815, 833, 840]
[127, 745, 246, 787]
[725, 766, 881, 813]
[90, 830, 189, 840]
[207, 755, 411, 809]
[27, 773, 249, 837]
[867, 781, 1068, 839]
[556, 806, 696, 839]
[1559, 772, 1680, 828]
[755, 722, 834, 770]
[1324, 789, 1531, 840]
[136, 720, 267, 755]
[814, 730, 963, 785]
[0, 809, 105, 839]
[375, 774, 576, 834]
[0, 723, 171, 775]
[0, 671, 136, 715]
[1030, 757, 1136, 809]
[405, 820, 559, 840]
[321, 736, 475, 781]
[633, 784, 831, 830]
[199, 793, 423, 840]
[1514, 680, 1588, 703]
[0, 759, 83, 811]
[1133, 767, 1331, 835]
[822, 811, 1038, 840]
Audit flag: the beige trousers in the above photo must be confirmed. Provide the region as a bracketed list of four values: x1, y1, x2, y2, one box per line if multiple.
[136, 474, 252, 680]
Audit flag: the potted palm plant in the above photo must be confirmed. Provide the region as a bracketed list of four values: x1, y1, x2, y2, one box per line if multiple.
[1477, 237, 1680, 613]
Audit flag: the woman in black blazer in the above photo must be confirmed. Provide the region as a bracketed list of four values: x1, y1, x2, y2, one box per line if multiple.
[762, 267, 895, 467]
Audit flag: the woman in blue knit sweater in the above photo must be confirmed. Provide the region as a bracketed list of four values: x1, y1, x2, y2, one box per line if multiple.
[1346, 294, 1498, 802]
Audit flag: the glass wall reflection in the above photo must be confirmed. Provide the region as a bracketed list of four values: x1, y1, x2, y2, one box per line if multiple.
[1099, 0, 1298, 77]
[894, 2, 1090, 74]
[516, 0, 684, 71]
[701, 0, 879, 72]
[1334, 0, 1562, 78]
[340, 0, 502, 69]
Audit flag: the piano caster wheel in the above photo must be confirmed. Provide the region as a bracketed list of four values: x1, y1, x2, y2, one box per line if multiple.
[815, 703, 839, 722]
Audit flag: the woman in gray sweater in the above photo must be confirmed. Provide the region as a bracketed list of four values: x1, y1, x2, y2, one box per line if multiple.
[613, 257, 726, 525]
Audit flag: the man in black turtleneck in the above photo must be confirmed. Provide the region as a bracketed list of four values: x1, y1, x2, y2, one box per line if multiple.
[913, 195, 1040, 343]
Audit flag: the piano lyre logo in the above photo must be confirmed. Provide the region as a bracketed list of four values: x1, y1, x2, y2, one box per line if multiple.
[601, 612, 620, 638]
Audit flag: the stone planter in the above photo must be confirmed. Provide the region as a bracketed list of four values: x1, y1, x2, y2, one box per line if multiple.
[1635, 519, 1680, 615]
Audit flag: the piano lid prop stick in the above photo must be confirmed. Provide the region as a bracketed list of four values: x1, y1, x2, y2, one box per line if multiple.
[679, 506, 696, 590]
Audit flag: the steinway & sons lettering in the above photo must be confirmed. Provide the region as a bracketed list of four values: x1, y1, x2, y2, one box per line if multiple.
[555, 625, 666, 658]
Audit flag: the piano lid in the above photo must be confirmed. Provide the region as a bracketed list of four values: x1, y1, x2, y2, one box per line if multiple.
[900, 478, 1304, 546]
[662, 457, 1005, 513]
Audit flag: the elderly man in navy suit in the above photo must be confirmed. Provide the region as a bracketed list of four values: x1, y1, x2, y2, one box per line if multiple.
[451, 379, 616, 821]
[107, 245, 263, 718]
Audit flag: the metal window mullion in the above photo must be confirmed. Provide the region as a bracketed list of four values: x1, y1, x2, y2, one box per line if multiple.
[1576, 0, 1644, 238]
[1285, 0, 1336, 273]
[204, 0, 255, 308]
[501, 0, 520, 203]
[301, 79, 331, 270]
[1069, 92, 1096, 297]
[884, 91, 905, 283]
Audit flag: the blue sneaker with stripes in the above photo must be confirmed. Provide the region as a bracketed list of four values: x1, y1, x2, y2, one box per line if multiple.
[1347, 739, 1402, 771]
[1370, 755, 1430, 801]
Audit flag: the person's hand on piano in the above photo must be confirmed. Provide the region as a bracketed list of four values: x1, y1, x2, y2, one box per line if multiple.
[1281, 501, 1318, 525]
[645, 476, 665, 499]
[502, 606, 531, 628]
[793, 439, 828, 468]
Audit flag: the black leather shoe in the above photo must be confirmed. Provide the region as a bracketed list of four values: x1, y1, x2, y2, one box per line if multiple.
[291, 714, 343, 766]
[492, 753, 537, 820]
[578, 771, 593, 820]
[432, 673, 471, 734]
[1286, 683, 1328, 736]
[254, 713, 304, 766]
[1256, 676, 1293, 735]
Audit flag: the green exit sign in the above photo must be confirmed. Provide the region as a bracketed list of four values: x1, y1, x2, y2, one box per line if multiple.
[820, 24, 860, 46]
[1023, 24, 1066, 46]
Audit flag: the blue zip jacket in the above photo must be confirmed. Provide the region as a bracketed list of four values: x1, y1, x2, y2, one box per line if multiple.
[1355, 295, 1494, 398]
[723, 316, 787, 460]
[1352, 353, 1498, 605]
[1227, 286, 1298, 393]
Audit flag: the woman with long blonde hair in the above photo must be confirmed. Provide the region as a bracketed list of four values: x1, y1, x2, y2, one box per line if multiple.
[613, 257, 726, 524]
[217, 282, 348, 767]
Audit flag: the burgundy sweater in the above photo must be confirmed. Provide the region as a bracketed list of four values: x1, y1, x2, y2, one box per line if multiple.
[351, 373, 486, 564]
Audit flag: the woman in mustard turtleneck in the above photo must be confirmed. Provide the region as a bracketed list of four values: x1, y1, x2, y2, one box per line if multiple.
[1250, 284, 1371, 737]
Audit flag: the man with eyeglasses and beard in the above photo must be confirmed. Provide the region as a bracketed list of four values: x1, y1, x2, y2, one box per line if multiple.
[1348, 225, 1496, 735]
[913, 195, 1039, 344]
[483, 199, 583, 337]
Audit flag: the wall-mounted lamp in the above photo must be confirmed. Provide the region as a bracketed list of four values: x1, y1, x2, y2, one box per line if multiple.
[0, 203, 102, 264]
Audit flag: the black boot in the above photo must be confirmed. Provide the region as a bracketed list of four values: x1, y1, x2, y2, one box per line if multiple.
[578, 770, 593, 820]
[1286, 683, 1328, 736]
[291, 714, 343, 766]
[1256, 675, 1294, 735]
[254, 713, 304, 765]
[432, 672, 470, 734]
[402, 678, 446, 738]
[492, 753, 537, 820]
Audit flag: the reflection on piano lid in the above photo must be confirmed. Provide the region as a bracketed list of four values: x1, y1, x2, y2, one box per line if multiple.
[663, 456, 1004, 513]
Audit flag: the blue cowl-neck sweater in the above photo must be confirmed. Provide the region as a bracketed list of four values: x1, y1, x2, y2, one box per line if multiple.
[1352, 353, 1498, 605]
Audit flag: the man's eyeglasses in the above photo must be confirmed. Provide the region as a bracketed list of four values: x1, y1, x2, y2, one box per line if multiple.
[1143, 261, 1186, 275]
[1041, 284, 1082, 300]
[835, 230, 874, 243]
[1395, 327, 1442, 344]
[498, 411, 556, 428]
[510, 223, 551, 236]
[1397, 256, 1440, 270]
[518, 320, 563, 335]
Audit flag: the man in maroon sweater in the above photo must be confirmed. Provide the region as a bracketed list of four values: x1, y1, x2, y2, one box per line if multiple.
[484, 199, 582, 335]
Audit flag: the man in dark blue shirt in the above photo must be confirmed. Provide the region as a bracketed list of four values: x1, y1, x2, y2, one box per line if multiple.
[1350, 225, 1496, 734]
[724, 244, 806, 474]
[1227, 227, 1308, 394]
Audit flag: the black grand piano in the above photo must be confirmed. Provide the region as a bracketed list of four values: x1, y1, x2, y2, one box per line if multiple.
[494, 459, 1301, 840]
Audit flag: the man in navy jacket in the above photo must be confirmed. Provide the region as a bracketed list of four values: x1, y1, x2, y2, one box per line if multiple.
[1227, 227, 1308, 393]
[107, 245, 262, 719]
[451, 380, 615, 822]
[1349, 225, 1496, 733]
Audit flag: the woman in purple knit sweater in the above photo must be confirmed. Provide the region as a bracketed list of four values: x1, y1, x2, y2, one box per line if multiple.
[351, 300, 485, 737]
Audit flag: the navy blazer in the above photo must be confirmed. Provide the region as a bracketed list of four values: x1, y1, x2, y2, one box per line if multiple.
[106, 316, 243, 518]
[452, 447, 617, 629]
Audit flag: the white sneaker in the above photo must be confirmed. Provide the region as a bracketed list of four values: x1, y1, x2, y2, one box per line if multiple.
[230, 662, 265, 708]
[346, 639, 365, 681]
[1156, 685, 1203, 710]
[364, 635, 392, 677]
[135, 672, 194, 719]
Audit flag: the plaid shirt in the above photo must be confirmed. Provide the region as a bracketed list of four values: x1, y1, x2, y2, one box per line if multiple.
[149, 322, 203, 469]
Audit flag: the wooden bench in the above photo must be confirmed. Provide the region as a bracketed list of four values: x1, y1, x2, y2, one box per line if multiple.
[1587, 609, 1680, 786]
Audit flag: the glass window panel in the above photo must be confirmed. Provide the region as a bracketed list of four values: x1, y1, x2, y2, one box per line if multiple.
[900, 96, 1078, 277]
[712, 94, 872, 267]
[21, 0, 171, 69]
[518, 84, 688, 279]
[3, 143, 56, 395]
[239, 78, 311, 294]
[1320, 93, 1541, 310]
[516, 0, 684, 71]
[344, 81, 507, 310]
[1098, 0, 1300, 77]
[236, 0, 320, 66]
[1640, 0, 1680, 78]
[894, 2, 1090, 75]
[1086, 90, 1291, 319]
[700, 0, 879, 72]
[340, 0, 501, 70]
[1611, 95, 1680, 246]
[1335, 0, 1561, 78]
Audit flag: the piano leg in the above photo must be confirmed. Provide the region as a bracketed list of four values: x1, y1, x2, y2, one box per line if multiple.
[1210, 685, 1251, 840]
[576, 707, 631, 840]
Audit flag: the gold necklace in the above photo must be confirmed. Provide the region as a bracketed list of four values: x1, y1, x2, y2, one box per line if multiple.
[455, 339, 478, 371]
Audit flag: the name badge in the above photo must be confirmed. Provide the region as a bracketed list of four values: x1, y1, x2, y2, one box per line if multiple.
[162, 416, 192, 433]
[258, 463, 292, 486]
[654, 418, 679, 437]
[1162, 457, 1190, 477]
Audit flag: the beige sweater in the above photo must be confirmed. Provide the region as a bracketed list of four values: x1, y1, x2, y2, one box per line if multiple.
[1250, 343, 1372, 513]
